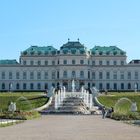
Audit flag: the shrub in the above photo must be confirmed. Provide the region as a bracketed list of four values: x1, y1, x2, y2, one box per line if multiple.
[111, 112, 140, 120]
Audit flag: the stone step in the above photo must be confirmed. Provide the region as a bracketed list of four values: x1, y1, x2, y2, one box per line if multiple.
[41, 96, 92, 115]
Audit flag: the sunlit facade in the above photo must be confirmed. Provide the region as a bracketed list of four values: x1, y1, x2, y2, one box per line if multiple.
[0, 40, 140, 91]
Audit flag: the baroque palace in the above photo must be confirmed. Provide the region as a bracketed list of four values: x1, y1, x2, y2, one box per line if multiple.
[0, 40, 140, 91]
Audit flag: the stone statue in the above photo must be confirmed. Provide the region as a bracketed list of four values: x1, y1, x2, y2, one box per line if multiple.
[131, 102, 137, 112]
[8, 102, 16, 112]
[47, 87, 55, 97]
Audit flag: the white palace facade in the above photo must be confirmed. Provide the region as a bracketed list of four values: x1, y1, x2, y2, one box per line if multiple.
[0, 40, 140, 92]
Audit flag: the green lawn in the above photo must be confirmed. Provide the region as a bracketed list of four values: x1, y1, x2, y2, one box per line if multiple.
[0, 92, 49, 111]
[98, 92, 140, 112]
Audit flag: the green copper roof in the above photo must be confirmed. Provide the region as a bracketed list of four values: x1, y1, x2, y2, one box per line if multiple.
[61, 41, 86, 50]
[0, 59, 18, 65]
[60, 41, 86, 54]
[22, 46, 57, 56]
[90, 46, 126, 55]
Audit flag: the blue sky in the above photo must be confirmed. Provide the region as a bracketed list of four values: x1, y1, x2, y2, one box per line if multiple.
[0, 0, 140, 62]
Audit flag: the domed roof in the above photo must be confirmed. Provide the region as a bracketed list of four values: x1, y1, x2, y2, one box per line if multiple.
[60, 41, 87, 55]
[90, 46, 126, 55]
[0, 59, 18, 65]
[21, 45, 57, 56]
[60, 41, 85, 50]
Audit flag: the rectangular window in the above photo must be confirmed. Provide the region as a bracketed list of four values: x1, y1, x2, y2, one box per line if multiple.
[16, 72, 20, 79]
[23, 72, 27, 80]
[38, 61, 41, 65]
[113, 61, 117, 65]
[80, 71, 84, 78]
[106, 61, 110, 65]
[135, 72, 138, 80]
[92, 61, 95, 65]
[63, 71, 67, 78]
[52, 71, 55, 79]
[63, 60, 67, 65]
[113, 72, 117, 80]
[99, 61, 102, 65]
[45, 61, 48, 65]
[30, 61, 34, 65]
[37, 72, 41, 79]
[52, 61, 55, 65]
[120, 72, 124, 80]
[80, 60, 84, 65]
[106, 72, 110, 79]
[72, 60, 76, 65]
[23, 61, 26, 65]
[2, 72, 5, 79]
[44, 72, 48, 79]
[30, 72, 34, 80]
[121, 61, 124, 65]
[92, 72, 95, 79]
[127, 72, 131, 80]
[9, 72, 12, 79]
[99, 72, 103, 79]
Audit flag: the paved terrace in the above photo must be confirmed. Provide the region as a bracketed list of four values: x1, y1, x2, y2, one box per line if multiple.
[0, 115, 140, 140]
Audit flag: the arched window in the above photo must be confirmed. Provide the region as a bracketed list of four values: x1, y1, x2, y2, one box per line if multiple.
[128, 83, 131, 89]
[106, 83, 110, 90]
[44, 83, 48, 90]
[63, 71, 67, 78]
[72, 60, 76, 65]
[16, 83, 20, 90]
[99, 72, 103, 79]
[23, 83, 26, 90]
[92, 72, 95, 79]
[72, 71, 76, 78]
[37, 83, 41, 90]
[80, 71, 84, 78]
[114, 83, 117, 90]
[30, 83, 34, 90]
[99, 83, 103, 90]
[2, 83, 5, 90]
[52, 71, 55, 79]
[88, 71, 90, 79]
[121, 83, 124, 90]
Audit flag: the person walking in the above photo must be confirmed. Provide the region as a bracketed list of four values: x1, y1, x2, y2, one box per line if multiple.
[101, 106, 106, 119]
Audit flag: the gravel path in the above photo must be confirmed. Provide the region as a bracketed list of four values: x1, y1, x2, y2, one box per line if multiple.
[0, 115, 140, 140]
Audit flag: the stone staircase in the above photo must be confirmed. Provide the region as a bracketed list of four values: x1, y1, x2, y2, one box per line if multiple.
[41, 96, 91, 115]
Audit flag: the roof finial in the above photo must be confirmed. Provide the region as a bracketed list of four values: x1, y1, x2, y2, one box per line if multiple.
[68, 38, 70, 42]
[77, 38, 79, 42]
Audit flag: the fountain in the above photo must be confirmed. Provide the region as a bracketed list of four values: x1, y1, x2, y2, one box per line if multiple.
[72, 79, 75, 93]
